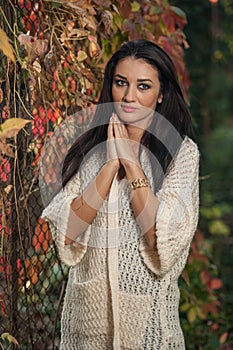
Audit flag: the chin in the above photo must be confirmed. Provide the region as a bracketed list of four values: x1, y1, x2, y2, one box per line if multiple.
[116, 108, 153, 130]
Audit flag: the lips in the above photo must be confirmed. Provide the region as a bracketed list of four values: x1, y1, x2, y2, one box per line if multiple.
[120, 104, 138, 113]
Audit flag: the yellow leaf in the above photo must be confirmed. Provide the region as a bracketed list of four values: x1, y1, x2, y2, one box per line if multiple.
[180, 302, 190, 312]
[4, 184, 13, 195]
[0, 118, 31, 140]
[0, 29, 15, 63]
[187, 307, 196, 323]
[89, 42, 100, 58]
[209, 219, 230, 236]
[0, 87, 3, 103]
[1, 333, 19, 345]
[196, 306, 206, 320]
[131, 1, 140, 12]
[83, 78, 92, 90]
[77, 50, 87, 62]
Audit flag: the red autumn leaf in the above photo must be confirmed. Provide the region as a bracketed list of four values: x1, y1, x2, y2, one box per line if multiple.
[220, 332, 228, 344]
[118, 0, 131, 18]
[211, 323, 219, 331]
[210, 278, 223, 290]
[200, 270, 211, 286]
[158, 36, 173, 56]
[161, 13, 175, 33]
[16, 258, 21, 271]
[1, 106, 10, 120]
[188, 247, 209, 264]
[170, 6, 187, 29]
[32, 115, 46, 137]
[203, 300, 221, 315]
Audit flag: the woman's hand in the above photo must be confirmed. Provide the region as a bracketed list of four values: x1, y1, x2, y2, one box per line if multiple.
[111, 114, 140, 171]
[107, 114, 120, 171]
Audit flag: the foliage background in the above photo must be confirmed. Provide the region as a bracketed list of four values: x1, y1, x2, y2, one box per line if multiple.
[0, 0, 232, 349]
[174, 0, 233, 348]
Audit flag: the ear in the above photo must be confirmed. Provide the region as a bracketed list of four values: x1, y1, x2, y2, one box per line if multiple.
[157, 95, 163, 104]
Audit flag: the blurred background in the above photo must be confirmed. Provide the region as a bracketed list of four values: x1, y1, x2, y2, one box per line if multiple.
[0, 0, 232, 349]
[174, 2, 233, 346]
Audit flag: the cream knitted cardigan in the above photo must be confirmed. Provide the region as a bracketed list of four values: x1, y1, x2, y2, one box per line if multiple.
[42, 136, 199, 350]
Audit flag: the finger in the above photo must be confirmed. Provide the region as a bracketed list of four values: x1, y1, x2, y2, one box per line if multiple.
[115, 114, 128, 130]
[108, 116, 114, 139]
[112, 114, 123, 139]
[114, 117, 128, 139]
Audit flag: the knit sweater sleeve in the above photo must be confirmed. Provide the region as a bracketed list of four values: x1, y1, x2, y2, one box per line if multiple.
[139, 137, 199, 277]
[41, 172, 88, 266]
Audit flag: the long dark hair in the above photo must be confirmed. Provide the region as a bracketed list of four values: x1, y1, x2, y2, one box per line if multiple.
[62, 39, 192, 189]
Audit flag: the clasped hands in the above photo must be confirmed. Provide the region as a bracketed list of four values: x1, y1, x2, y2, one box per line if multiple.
[107, 113, 140, 172]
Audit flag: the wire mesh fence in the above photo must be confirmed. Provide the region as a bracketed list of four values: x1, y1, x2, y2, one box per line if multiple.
[0, 1, 70, 348]
[0, 0, 111, 346]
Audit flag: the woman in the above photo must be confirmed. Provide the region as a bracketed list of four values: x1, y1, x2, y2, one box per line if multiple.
[42, 39, 199, 349]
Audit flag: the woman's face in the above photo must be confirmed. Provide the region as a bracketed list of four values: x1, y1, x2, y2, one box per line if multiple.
[112, 57, 162, 127]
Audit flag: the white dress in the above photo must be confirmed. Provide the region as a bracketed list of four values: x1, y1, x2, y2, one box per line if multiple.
[42, 136, 199, 350]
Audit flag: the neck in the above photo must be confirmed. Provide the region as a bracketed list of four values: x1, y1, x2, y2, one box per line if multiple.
[126, 110, 154, 141]
[126, 124, 144, 142]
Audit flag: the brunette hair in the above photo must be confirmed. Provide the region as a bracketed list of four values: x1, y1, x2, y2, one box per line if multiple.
[62, 39, 192, 189]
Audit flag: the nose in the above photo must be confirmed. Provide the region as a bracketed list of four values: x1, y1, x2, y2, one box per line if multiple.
[122, 85, 136, 103]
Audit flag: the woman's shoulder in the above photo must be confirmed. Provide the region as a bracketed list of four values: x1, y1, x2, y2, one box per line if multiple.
[167, 136, 199, 177]
[177, 136, 199, 163]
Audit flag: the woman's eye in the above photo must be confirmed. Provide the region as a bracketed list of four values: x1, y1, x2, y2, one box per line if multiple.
[139, 84, 150, 90]
[115, 79, 127, 86]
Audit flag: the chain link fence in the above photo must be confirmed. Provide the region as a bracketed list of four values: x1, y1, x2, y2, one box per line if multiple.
[0, 1, 69, 348]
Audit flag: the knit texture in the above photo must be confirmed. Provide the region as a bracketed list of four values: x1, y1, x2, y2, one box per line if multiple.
[42, 136, 199, 350]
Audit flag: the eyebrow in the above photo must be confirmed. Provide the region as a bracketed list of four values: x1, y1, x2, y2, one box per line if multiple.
[114, 74, 153, 83]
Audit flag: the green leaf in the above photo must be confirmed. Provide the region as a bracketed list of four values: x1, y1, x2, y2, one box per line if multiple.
[211, 206, 222, 218]
[209, 219, 230, 236]
[180, 302, 191, 312]
[170, 6, 187, 20]
[47, 0, 62, 8]
[53, 2, 62, 8]
[131, 1, 140, 12]
[196, 306, 206, 320]
[151, 6, 162, 15]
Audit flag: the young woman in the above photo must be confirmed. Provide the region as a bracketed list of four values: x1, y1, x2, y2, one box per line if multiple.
[42, 39, 199, 349]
